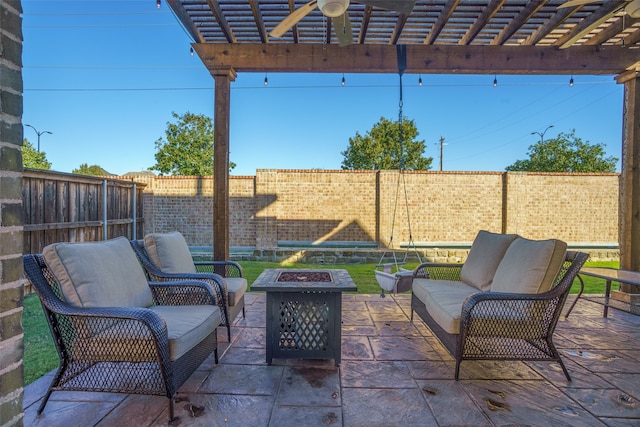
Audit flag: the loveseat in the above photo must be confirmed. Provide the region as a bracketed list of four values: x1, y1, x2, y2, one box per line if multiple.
[410, 230, 588, 380]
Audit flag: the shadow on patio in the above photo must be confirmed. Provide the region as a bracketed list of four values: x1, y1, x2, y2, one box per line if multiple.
[23, 293, 640, 426]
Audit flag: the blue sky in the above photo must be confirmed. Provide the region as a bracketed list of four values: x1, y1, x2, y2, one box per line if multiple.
[22, 0, 623, 176]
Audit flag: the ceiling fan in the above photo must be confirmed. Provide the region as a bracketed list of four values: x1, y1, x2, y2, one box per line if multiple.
[558, 0, 640, 18]
[269, 0, 417, 46]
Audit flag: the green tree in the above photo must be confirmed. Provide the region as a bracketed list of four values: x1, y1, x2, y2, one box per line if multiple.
[506, 130, 618, 172]
[341, 117, 433, 170]
[22, 139, 51, 170]
[151, 111, 236, 176]
[72, 163, 111, 176]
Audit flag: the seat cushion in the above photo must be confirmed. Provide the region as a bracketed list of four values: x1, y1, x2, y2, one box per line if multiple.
[491, 237, 567, 294]
[144, 231, 196, 274]
[460, 230, 519, 291]
[43, 236, 153, 308]
[412, 278, 478, 334]
[73, 305, 221, 362]
[150, 305, 221, 360]
[224, 277, 247, 307]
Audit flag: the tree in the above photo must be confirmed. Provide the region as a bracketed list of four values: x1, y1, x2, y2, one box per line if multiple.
[22, 139, 51, 170]
[72, 163, 111, 176]
[151, 111, 236, 176]
[506, 130, 618, 173]
[341, 117, 433, 170]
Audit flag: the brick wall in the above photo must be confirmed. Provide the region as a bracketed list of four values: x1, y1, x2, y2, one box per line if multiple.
[0, 1, 24, 425]
[131, 169, 620, 252]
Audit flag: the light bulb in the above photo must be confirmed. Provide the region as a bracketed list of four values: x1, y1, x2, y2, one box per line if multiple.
[493, 76, 497, 87]
[569, 76, 574, 87]
[341, 74, 345, 86]
[156, 0, 161, 9]
[418, 75, 423, 86]
[264, 74, 268, 86]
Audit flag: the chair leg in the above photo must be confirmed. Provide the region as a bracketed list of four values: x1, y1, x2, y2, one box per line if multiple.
[214, 348, 219, 364]
[227, 324, 231, 341]
[557, 358, 572, 381]
[454, 359, 461, 380]
[169, 397, 175, 421]
[242, 305, 246, 318]
[37, 389, 54, 415]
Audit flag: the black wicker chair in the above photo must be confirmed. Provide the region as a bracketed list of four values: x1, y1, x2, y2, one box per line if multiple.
[23, 253, 221, 421]
[131, 239, 246, 341]
[411, 251, 588, 380]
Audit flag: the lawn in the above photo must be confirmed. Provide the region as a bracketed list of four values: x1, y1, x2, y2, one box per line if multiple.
[22, 259, 619, 385]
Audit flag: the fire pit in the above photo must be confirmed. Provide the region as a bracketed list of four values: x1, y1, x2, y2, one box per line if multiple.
[277, 271, 332, 283]
[251, 268, 357, 366]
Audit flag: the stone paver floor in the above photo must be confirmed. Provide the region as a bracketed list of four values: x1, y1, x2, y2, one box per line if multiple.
[23, 293, 640, 426]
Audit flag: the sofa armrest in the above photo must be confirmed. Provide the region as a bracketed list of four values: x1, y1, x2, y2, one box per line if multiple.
[149, 280, 222, 307]
[195, 260, 244, 278]
[413, 263, 463, 281]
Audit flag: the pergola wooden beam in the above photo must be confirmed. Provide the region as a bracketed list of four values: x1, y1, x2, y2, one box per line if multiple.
[556, 0, 625, 49]
[193, 43, 640, 75]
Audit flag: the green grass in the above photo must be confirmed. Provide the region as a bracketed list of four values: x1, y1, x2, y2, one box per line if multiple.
[21, 259, 620, 386]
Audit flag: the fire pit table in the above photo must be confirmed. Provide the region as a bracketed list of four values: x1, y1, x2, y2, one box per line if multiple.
[251, 268, 357, 366]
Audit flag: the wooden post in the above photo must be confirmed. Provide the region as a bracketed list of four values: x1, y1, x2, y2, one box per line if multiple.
[616, 70, 640, 289]
[212, 68, 236, 263]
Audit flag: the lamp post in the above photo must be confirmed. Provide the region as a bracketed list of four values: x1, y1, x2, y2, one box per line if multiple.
[25, 124, 52, 152]
[531, 125, 554, 143]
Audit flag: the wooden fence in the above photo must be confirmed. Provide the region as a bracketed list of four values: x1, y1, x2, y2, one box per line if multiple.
[23, 169, 145, 254]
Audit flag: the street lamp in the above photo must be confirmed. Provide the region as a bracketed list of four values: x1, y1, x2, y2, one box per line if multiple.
[25, 124, 52, 152]
[531, 125, 554, 143]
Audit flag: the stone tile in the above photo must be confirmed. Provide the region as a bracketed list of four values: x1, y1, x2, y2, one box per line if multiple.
[199, 364, 283, 395]
[23, 399, 121, 427]
[96, 394, 167, 425]
[458, 360, 543, 381]
[528, 359, 613, 389]
[341, 309, 374, 326]
[269, 406, 342, 427]
[600, 373, 640, 400]
[563, 349, 639, 374]
[341, 300, 368, 311]
[406, 360, 456, 380]
[219, 346, 266, 365]
[342, 387, 438, 426]
[152, 394, 274, 427]
[369, 336, 441, 361]
[416, 379, 492, 426]
[600, 417, 640, 426]
[374, 320, 422, 337]
[233, 326, 266, 348]
[22, 371, 55, 409]
[341, 360, 414, 388]
[341, 336, 374, 360]
[276, 366, 341, 406]
[564, 387, 640, 418]
[341, 325, 377, 336]
[463, 380, 605, 426]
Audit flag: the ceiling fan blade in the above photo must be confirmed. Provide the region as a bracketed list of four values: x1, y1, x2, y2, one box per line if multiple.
[270, 0, 318, 38]
[557, 0, 599, 8]
[333, 12, 353, 47]
[355, 0, 416, 15]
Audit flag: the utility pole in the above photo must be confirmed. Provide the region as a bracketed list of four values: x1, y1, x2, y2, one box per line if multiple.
[25, 124, 52, 152]
[439, 136, 447, 171]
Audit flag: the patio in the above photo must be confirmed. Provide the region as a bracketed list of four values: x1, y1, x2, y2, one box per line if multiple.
[23, 292, 640, 426]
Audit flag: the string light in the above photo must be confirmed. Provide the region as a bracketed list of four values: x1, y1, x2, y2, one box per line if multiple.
[156, 0, 161, 9]
[493, 75, 497, 87]
[569, 75, 574, 87]
[341, 73, 345, 86]
[190, 47, 194, 56]
[418, 75, 423, 86]
[264, 73, 268, 86]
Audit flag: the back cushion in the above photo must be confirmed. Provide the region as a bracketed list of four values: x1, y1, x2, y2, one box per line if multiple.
[491, 237, 567, 294]
[144, 231, 196, 274]
[43, 236, 153, 308]
[460, 230, 519, 291]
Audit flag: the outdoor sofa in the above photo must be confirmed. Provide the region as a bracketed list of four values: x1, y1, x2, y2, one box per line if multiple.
[410, 230, 588, 380]
[131, 231, 247, 341]
[23, 236, 222, 421]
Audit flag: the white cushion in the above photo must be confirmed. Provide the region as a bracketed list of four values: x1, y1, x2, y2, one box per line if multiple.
[412, 278, 478, 334]
[460, 230, 519, 291]
[491, 237, 567, 294]
[144, 231, 196, 274]
[43, 237, 153, 308]
[224, 277, 247, 307]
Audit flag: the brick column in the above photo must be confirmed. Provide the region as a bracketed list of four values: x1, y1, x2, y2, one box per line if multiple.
[0, 1, 25, 425]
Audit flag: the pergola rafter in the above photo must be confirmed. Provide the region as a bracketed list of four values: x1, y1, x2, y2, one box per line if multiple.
[167, 0, 640, 275]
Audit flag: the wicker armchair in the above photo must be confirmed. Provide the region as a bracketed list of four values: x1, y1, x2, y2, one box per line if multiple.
[411, 250, 588, 380]
[24, 244, 221, 421]
[130, 236, 246, 341]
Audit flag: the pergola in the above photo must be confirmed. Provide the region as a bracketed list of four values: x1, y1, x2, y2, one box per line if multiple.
[166, 0, 640, 280]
